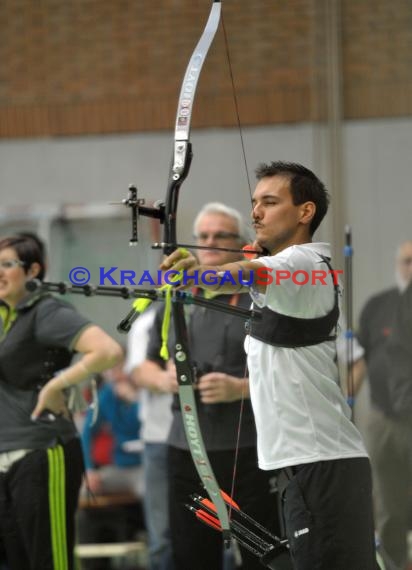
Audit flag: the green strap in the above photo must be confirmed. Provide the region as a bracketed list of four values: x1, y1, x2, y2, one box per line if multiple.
[47, 446, 68, 570]
[0, 305, 17, 340]
[132, 248, 190, 361]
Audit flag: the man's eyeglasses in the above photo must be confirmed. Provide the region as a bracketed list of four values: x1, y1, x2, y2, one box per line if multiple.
[399, 257, 412, 266]
[194, 232, 240, 242]
[0, 259, 25, 269]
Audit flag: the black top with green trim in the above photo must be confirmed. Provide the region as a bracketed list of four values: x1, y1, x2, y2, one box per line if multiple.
[0, 292, 91, 453]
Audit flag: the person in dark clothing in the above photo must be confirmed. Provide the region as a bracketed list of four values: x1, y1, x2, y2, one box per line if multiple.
[387, 271, 412, 421]
[0, 233, 122, 570]
[356, 241, 412, 570]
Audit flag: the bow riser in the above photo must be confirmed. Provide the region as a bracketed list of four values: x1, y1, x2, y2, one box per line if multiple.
[163, 141, 193, 256]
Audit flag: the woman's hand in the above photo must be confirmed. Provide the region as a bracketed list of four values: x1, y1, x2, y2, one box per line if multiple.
[31, 379, 69, 420]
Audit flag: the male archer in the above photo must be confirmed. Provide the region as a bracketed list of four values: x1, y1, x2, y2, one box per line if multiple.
[163, 162, 378, 570]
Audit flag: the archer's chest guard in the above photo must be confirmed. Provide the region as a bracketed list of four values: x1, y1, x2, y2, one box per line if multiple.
[249, 256, 340, 348]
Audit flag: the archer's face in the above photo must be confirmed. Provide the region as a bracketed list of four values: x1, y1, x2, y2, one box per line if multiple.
[194, 213, 243, 266]
[252, 175, 312, 255]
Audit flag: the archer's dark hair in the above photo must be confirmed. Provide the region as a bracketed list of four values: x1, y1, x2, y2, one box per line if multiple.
[0, 232, 47, 280]
[255, 161, 330, 235]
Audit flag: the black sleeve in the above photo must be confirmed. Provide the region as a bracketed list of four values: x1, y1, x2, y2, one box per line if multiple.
[386, 283, 412, 419]
[146, 305, 167, 367]
[35, 296, 92, 349]
[357, 300, 371, 354]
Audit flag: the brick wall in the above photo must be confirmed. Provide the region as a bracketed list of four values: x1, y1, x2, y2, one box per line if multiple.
[342, 0, 412, 118]
[0, 0, 411, 138]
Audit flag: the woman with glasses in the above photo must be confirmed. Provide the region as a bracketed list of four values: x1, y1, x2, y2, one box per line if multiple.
[0, 233, 123, 570]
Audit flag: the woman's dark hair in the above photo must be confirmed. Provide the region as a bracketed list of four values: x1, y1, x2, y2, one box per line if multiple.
[0, 232, 47, 280]
[255, 161, 330, 236]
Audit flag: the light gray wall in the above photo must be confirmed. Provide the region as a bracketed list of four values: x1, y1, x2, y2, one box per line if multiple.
[1, 117, 411, 325]
[0, 124, 314, 237]
[344, 118, 412, 314]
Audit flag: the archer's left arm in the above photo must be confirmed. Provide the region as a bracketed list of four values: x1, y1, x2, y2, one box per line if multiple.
[160, 250, 267, 294]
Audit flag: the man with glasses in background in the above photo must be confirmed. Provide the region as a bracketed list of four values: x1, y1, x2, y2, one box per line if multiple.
[355, 241, 412, 570]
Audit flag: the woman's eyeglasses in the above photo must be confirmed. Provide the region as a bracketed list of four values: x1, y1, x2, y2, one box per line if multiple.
[0, 259, 25, 269]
